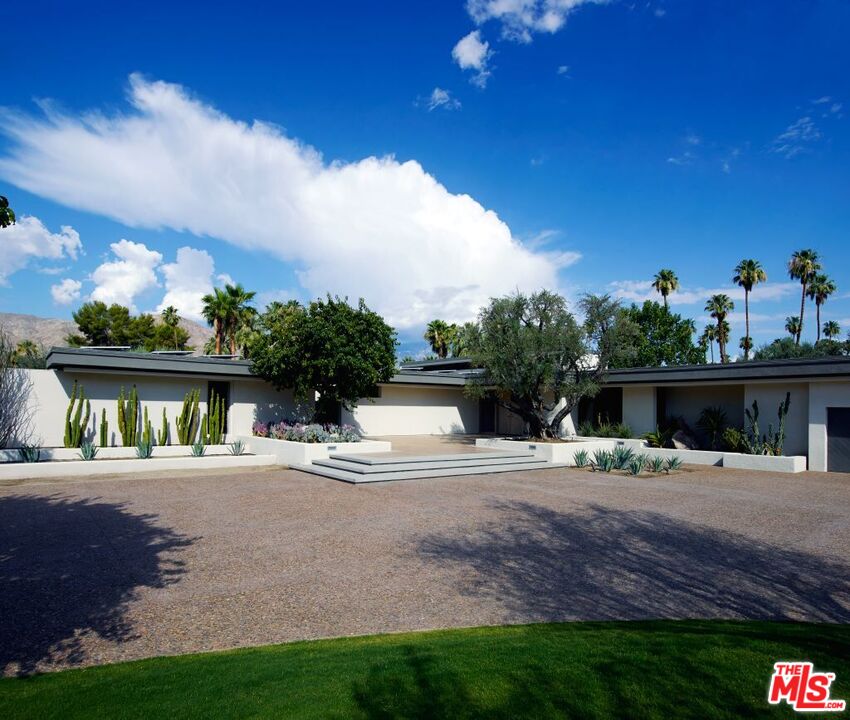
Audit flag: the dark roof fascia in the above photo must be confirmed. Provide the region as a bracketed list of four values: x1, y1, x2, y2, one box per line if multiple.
[45, 347, 256, 379]
[604, 356, 850, 385]
[398, 357, 473, 371]
[387, 371, 469, 387]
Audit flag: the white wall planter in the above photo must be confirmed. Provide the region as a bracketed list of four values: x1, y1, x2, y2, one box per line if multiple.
[476, 437, 622, 463]
[233, 435, 392, 466]
[0, 454, 276, 482]
[0, 445, 234, 464]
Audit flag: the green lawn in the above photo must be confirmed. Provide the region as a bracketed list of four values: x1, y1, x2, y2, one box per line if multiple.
[1, 621, 848, 719]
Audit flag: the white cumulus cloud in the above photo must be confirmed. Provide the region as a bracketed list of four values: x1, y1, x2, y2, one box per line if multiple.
[452, 31, 492, 87]
[424, 87, 461, 111]
[90, 239, 162, 311]
[50, 277, 82, 305]
[0, 75, 563, 329]
[466, 0, 607, 43]
[157, 246, 221, 320]
[0, 215, 81, 284]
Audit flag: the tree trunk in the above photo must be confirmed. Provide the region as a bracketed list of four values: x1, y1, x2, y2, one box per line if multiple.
[797, 283, 806, 346]
[709, 341, 714, 364]
[816, 302, 822, 342]
[214, 319, 222, 355]
[663, 294, 668, 309]
[744, 289, 750, 361]
[717, 319, 727, 364]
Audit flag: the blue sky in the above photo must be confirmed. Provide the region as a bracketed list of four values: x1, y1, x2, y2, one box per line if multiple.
[1, 0, 848, 357]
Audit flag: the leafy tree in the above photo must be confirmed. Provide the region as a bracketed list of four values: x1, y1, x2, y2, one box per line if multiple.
[68, 301, 188, 350]
[423, 320, 456, 359]
[785, 315, 801, 340]
[787, 249, 821, 345]
[464, 291, 640, 439]
[705, 294, 734, 363]
[250, 296, 397, 422]
[610, 301, 703, 368]
[651, 269, 679, 309]
[733, 259, 767, 360]
[823, 320, 842, 340]
[807, 273, 836, 342]
[11, 340, 45, 368]
[754, 336, 848, 360]
[450, 322, 477, 358]
[0, 196, 15, 228]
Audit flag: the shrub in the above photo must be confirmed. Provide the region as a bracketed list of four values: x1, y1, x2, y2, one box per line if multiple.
[18, 444, 41, 463]
[573, 449, 589, 468]
[697, 406, 728, 450]
[78, 441, 98, 461]
[252, 421, 270, 437]
[612, 445, 635, 470]
[664, 456, 683, 473]
[646, 456, 665, 473]
[264, 421, 361, 443]
[592, 449, 615, 472]
[578, 419, 633, 439]
[722, 427, 748, 453]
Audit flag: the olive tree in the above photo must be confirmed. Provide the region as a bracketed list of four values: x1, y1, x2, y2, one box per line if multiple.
[465, 291, 637, 438]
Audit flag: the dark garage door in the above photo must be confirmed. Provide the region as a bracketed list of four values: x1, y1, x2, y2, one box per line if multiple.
[827, 407, 850, 472]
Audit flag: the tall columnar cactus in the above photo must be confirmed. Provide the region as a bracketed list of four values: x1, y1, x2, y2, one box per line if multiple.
[176, 388, 200, 445]
[63, 381, 91, 448]
[142, 406, 153, 446]
[205, 390, 225, 445]
[99, 408, 109, 447]
[200, 413, 209, 446]
[118, 385, 140, 447]
[744, 392, 792, 456]
[157, 408, 169, 446]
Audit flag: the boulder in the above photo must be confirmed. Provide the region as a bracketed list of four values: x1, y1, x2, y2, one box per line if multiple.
[671, 429, 699, 450]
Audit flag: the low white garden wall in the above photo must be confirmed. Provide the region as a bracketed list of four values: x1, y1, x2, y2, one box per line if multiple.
[0, 444, 235, 463]
[475, 438, 807, 473]
[234, 436, 392, 466]
[0, 454, 276, 482]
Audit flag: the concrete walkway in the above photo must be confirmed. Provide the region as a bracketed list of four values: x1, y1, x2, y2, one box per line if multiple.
[2, 463, 849, 675]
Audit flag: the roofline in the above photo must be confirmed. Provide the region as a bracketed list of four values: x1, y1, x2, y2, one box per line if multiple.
[387, 371, 468, 386]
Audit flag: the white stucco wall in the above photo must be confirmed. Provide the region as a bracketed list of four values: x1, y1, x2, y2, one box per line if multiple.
[744, 382, 808, 458]
[808, 380, 850, 472]
[16, 369, 296, 448]
[342, 384, 479, 436]
[622, 386, 656, 436]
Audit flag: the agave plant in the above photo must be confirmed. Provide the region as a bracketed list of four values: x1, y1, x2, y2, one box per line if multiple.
[78, 441, 98, 461]
[18, 444, 41, 463]
[573, 449, 589, 468]
[612, 445, 635, 470]
[592, 449, 615, 472]
[664, 456, 683, 473]
[646, 455, 665, 473]
[191, 442, 206, 457]
[627, 455, 646, 476]
[228, 439, 246, 456]
[136, 440, 154, 459]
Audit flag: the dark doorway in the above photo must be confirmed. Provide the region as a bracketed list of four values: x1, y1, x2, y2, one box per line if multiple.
[207, 381, 231, 434]
[827, 407, 850, 473]
[578, 387, 623, 427]
[479, 397, 496, 434]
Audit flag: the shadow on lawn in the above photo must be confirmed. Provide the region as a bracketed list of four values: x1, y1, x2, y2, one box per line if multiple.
[418, 502, 850, 623]
[0, 493, 194, 676]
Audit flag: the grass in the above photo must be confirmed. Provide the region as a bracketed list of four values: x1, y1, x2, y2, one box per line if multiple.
[1, 620, 848, 719]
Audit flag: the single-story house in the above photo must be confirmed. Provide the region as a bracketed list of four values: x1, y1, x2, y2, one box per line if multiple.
[13, 348, 850, 472]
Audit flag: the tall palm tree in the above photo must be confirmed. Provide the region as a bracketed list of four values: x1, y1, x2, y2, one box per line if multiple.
[160, 305, 181, 350]
[652, 269, 679, 309]
[806, 273, 837, 342]
[223, 283, 257, 355]
[700, 324, 716, 363]
[732, 259, 767, 361]
[785, 316, 801, 339]
[823, 320, 841, 341]
[739, 336, 752, 358]
[705, 294, 734, 364]
[424, 319, 454, 359]
[787, 249, 821, 345]
[201, 287, 233, 355]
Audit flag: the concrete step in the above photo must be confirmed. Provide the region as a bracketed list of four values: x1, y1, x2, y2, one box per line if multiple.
[329, 451, 536, 465]
[290, 460, 563, 484]
[314, 454, 545, 475]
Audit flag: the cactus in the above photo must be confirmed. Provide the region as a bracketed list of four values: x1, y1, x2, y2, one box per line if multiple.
[200, 413, 209, 446]
[63, 381, 91, 448]
[176, 388, 200, 445]
[157, 408, 169, 446]
[99, 408, 109, 447]
[206, 390, 225, 445]
[118, 386, 140, 447]
[744, 392, 791, 456]
[142, 406, 153, 446]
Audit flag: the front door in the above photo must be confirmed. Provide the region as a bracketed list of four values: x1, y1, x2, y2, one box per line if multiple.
[827, 407, 850, 472]
[479, 397, 496, 434]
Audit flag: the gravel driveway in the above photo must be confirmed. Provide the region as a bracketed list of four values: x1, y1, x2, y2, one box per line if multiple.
[2, 464, 849, 675]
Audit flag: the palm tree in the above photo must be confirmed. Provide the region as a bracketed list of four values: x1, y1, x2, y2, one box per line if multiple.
[806, 273, 837, 342]
[424, 319, 454, 359]
[732, 259, 767, 360]
[705, 294, 734, 363]
[787, 249, 821, 345]
[823, 320, 841, 340]
[160, 305, 181, 350]
[223, 283, 257, 355]
[700, 324, 716, 363]
[785, 315, 801, 339]
[201, 287, 233, 355]
[652, 269, 679, 309]
[739, 336, 752, 358]
[12, 340, 39, 365]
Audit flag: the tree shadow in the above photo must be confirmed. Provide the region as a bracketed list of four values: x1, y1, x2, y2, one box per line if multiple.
[0, 493, 195, 676]
[418, 502, 850, 623]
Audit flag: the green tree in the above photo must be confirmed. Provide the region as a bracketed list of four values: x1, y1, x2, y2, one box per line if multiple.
[250, 296, 397, 422]
[69, 301, 186, 350]
[806, 273, 836, 342]
[423, 320, 456, 359]
[464, 290, 639, 439]
[223, 283, 257, 355]
[733, 259, 767, 360]
[610, 301, 703, 368]
[739, 336, 752, 358]
[823, 320, 841, 340]
[0, 195, 15, 228]
[201, 287, 233, 354]
[787, 249, 821, 345]
[160, 306, 181, 349]
[754, 336, 848, 360]
[705, 294, 734, 364]
[651, 269, 679, 309]
[785, 315, 801, 340]
[700, 324, 716, 363]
